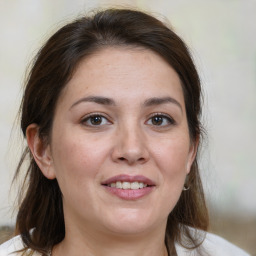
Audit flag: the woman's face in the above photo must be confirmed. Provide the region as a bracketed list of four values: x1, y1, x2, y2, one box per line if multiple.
[46, 47, 196, 235]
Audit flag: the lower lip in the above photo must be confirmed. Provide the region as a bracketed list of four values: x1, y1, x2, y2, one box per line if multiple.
[103, 186, 154, 200]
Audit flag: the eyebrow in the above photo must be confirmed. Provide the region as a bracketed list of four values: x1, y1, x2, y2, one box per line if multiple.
[70, 96, 116, 109]
[70, 95, 182, 111]
[143, 97, 182, 111]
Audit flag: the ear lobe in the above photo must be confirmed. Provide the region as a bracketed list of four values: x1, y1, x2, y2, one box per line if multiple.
[186, 137, 199, 174]
[26, 124, 56, 180]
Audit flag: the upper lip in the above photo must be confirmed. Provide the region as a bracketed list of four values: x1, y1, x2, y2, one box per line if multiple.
[101, 175, 155, 186]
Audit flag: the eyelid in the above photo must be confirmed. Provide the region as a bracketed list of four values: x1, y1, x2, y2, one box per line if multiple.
[80, 112, 112, 126]
[146, 112, 176, 126]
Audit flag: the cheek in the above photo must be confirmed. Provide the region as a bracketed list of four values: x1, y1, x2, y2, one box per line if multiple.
[153, 138, 190, 214]
[152, 135, 190, 196]
[50, 132, 111, 218]
[153, 135, 191, 175]
[50, 131, 109, 190]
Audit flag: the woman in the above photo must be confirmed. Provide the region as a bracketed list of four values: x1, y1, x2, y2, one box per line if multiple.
[0, 8, 250, 256]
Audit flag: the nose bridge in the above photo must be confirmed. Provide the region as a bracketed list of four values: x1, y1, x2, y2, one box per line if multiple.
[122, 121, 143, 149]
[112, 119, 149, 165]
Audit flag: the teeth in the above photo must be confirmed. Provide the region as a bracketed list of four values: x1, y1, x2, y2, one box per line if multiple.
[122, 182, 130, 189]
[110, 183, 116, 188]
[131, 182, 139, 189]
[116, 181, 122, 189]
[109, 181, 148, 189]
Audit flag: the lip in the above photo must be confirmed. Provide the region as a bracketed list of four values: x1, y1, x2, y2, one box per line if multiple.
[101, 174, 155, 186]
[101, 175, 156, 200]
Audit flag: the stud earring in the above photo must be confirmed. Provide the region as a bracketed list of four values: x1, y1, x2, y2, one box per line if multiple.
[183, 175, 190, 191]
[183, 184, 190, 191]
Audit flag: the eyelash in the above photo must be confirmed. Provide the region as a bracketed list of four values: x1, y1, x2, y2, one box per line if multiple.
[146, 113, 176, 127]
[80, 113, 176, 127]
[81, 113, 112, 127]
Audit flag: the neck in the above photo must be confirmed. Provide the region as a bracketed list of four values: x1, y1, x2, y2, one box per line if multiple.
[52, 221, 168, 256]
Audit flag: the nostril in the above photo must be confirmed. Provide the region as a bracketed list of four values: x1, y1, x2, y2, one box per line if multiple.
[117, 156, 146, 163]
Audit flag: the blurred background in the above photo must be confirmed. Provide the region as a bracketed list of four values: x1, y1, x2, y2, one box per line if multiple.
[0, 0, 255, 254]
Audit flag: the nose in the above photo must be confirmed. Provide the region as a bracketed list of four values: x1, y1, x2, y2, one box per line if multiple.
[111, 124, 149, 165]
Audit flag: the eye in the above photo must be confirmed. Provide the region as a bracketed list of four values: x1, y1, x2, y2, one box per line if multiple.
[81, 114, 111, 126]
[146, 114, 176, 127]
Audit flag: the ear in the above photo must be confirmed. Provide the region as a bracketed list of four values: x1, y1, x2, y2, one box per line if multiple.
[26, 123, 56, 179]
[186, 136, 199, 174]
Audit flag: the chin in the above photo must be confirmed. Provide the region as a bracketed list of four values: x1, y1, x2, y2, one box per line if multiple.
[105, 222, 152, 236]
[101, 208, 163, 235]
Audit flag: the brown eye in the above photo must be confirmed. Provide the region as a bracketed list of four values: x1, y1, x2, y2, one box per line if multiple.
[146, 114, 176, 127]
[90, 116, 102, 125]
[152, 116, 163, 126]
[81, 114, 111, 127]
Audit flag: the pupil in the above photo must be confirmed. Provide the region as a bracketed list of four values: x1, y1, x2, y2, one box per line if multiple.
[152, 116, 163, 125]
[91, 116, 102, 125]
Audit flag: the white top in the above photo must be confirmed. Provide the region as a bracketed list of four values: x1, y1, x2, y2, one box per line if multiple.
[0, 232, 250, 256]
[175, 232, 250, 255]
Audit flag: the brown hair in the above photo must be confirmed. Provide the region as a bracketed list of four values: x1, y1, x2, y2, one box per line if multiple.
[14, 8, 208, 255]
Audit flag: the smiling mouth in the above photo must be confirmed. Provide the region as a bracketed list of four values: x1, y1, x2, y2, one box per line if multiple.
[104, 181, 150, 190]
[101, 175, 155, 200]
[101, 175, 155, 190]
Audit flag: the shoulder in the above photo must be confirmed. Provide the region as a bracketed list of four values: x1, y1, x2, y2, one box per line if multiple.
[175, 230, 251, 256]
[0, 236, 41, 256]
[0, 235, 24, 256]
[201, 232, 250, 256]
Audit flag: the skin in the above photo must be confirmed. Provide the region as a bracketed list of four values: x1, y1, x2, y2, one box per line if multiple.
[27, 47, 197, 256]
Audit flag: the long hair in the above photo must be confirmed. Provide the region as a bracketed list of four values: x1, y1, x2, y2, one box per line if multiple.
[13, 8, 208, 256]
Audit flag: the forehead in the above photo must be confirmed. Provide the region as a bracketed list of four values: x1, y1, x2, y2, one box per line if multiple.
[58, 47, 185, 107]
